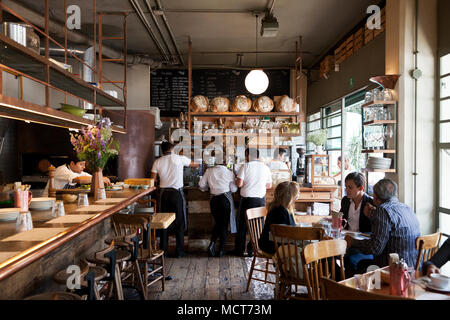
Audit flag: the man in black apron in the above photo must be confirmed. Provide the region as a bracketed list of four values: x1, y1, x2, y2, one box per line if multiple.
[232, 148, 273, 257]
[151, 142, 198, 258]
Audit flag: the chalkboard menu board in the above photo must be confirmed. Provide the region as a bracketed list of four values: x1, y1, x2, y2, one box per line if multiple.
[150, 69, 290, 117]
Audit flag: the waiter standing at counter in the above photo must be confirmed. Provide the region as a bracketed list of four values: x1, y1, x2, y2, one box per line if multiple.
[151, 142, 198, 258]
[232, 148, 272, 257]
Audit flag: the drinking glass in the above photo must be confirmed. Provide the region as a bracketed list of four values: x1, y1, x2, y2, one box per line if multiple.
[97, 188, 106, 200]
[77, 193, 89, 207]
[16, 211, 33, 232]
[372, 89, 381, 101]
[364, 91, 373, 104]
[363, 130, 372, 150]
[382, 88, 394, 101]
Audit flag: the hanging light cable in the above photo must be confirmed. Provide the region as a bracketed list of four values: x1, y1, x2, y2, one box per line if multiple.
[245, 14, 269, 95]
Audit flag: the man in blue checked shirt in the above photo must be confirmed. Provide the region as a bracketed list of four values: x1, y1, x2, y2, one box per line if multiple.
[344, 179, 421, 271]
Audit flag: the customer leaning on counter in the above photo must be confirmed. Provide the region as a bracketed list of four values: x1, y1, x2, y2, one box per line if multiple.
[151, 142, 199, 258]
[232, 148, 272, 257]
[198, 163, 238, 257]
[344, 179, 421, 270]
[42, 154, 111, 196]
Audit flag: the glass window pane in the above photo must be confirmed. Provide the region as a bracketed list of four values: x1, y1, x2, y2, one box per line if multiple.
[307, 120, 321, 132]
[441, 99, 450, 121]
[327, 126, 341, 139]
[441, 123, 450, 143]
[325, 115, 342, 127]
[440, 149, 450, 209]
[441, 54, 450, 76]
[439, 213, 450, 237]
[441, 76, 450, 98]
[307, 112, 320, 122]
[326, 138, 341, 150]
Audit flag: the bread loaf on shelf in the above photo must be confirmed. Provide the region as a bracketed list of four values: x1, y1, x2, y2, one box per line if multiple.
[231, 95, 252, 112]
[210, 97, 230, 112]
[252, 96, 274, 113]
[276, 95, 296, 113]
[190, 95, 209, 112]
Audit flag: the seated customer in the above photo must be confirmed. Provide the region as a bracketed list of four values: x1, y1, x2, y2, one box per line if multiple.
[258, 181, 298, 255]
[340, 172, 373, 233]
[344, 179, 420, 270]
[42, 154, 110, 196]
[422, 238, 450, 276]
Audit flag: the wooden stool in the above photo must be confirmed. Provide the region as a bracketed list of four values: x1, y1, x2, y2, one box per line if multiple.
[24, 292, 82, 300]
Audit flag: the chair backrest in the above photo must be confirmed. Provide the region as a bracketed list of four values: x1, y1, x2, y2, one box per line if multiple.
[245, 207, 267, 253]
[112, 214, 152, 257]
[271, 225, 324, 285]
[415, 232, 442, 272]
[303, 239, 347, 300]
[320, 277, 413, 300]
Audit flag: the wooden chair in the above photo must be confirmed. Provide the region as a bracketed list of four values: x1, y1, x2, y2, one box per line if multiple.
[271, 225, 324, 300]
[244, 207, 277, 292]
[320, 277, 413, 300]
[302, 239, 347, 300]
[112, 213, 165, 299]
[415, 232, 442, 272]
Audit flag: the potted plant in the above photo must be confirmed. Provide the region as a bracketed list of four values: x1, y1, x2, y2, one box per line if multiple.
[70, 117, 119, 199]
[306, 129, 327, 154]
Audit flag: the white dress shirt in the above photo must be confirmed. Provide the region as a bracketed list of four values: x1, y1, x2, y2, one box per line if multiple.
[268, 160, 289, 171]
[348, 199, 361, 232]
[237, 161, 272, 198]
[42, 164, 91, 196]
[198, 165, 238, 195]
[151, 153, 191, 189]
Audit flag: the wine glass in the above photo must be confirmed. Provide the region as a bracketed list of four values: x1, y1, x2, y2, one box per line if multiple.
[384, 126, 394, 149]
[364, 91, 373, 104]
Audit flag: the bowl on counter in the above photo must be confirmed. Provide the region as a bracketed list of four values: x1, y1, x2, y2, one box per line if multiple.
[60, 103, 87, 117]
[62, 194, 78, 203]
[29, 197, 56, 211]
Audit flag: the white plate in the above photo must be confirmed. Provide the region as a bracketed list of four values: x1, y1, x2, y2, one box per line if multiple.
[29, 197, 56, 211]
[0, 208, 20, 221]
[425, 283, 450, 293]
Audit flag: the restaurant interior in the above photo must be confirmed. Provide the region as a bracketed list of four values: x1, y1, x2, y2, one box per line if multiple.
[0, 0, 449, 303]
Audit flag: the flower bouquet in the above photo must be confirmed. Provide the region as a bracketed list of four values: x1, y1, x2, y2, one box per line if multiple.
[70, 117, 119, 197]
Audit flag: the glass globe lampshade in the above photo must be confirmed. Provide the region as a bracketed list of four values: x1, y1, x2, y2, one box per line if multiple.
[245, 69, 269, 95]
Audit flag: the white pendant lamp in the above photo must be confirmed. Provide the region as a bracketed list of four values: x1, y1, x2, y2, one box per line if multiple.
[245, 14, 269, 95]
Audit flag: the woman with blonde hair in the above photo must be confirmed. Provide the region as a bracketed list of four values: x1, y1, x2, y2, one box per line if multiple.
[258, 181, 299, 255]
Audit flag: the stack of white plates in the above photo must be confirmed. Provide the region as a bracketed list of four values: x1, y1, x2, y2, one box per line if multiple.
[0, 208, 20, 221]
[367, 157, 392, 170]
[29, 197, 56, 211]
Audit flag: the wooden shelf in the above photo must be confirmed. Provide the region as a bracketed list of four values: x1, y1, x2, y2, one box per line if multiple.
[363, 168, 396, 173]
[191, 112, 300, 117]
[362, 100, 397, 108]
[363, 120, 397, 126]
[362, 150, 396, 154]
[247, 145, 291, 149]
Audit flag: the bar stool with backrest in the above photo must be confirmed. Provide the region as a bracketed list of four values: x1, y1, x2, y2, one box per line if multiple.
[415, 231, 442, 272]
[271, 224, 324, 300]
[85, 240, 126, 300]
[245, 207, 277, 292]
[112, 213, 165, 299]
[320, 277, 413, 300]
[302, 239, 347, 300]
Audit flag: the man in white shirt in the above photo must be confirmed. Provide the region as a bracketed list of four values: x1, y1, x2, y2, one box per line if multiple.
[42, 155, 108, 196]
[199, 164, 238, 257]
[268, 148, 291, 182]
[151, 142, 198, 258]
[232, 148, 272, 257]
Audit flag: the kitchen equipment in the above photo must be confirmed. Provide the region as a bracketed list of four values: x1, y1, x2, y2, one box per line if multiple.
[0, 208, 21, 221]
[29, 197, 55, 211]
[1, 22, 40, 54]
[60, 103, 87, 117]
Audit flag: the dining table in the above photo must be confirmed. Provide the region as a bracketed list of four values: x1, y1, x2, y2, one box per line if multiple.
[339, 266, 450, 300]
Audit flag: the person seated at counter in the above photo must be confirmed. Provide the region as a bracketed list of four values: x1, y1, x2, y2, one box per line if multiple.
[258, 181, 298, 255]
[344, 179, 421, 271]
[151, 141, 199, 258]
[198, 163, 238, 257]
[231, 148, 272, 257]
[42, 154, 111, 196]
[422, 238, 450, 276]
[340, 172, 374, 276]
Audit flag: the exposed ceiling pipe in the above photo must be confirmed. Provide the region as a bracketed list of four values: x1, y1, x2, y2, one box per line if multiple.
[128, 0, 171, 64]
[268, 0, 276, 15]
[2, 0, 162, 68]
[155, 0, 185, 66]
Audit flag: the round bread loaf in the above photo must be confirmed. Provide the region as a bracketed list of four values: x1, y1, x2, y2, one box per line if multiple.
[210, 97, 230, 112]
[276, 95, 296, 113]
[190, 95, 209, 112]
[252, 96, 274, 113]
[231, 95, 252, 112]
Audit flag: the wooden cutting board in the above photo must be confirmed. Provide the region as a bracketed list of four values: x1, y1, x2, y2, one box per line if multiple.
[74, 205, 113, 212]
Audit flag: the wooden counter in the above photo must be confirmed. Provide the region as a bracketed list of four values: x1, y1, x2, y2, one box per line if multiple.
[0, 187, 155, 298]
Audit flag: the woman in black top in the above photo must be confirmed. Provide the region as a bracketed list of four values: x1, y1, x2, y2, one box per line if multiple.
[258, 181, 299, 255]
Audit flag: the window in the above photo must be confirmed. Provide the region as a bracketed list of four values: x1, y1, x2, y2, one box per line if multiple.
[439, 53, 450, 238]
[306, 112, 321, 153]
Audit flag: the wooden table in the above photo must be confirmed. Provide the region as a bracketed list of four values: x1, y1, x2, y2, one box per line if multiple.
[294, 214, 329, 226]
[339, 266, 450, 300]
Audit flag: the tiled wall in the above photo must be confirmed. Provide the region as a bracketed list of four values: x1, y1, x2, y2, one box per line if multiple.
[0, 118, 20, 184]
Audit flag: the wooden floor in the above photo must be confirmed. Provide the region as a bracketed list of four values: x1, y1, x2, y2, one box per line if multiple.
[147, 252, 276, 300]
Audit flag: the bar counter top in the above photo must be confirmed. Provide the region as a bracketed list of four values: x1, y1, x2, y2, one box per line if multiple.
[0, 187, 156, 282]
